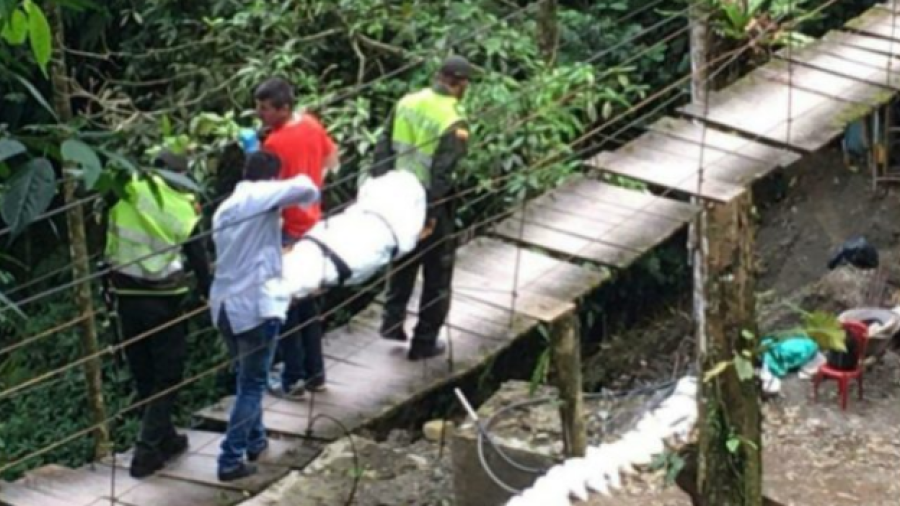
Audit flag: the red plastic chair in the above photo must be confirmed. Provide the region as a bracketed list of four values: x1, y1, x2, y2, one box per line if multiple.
[812, 320, 869, 411]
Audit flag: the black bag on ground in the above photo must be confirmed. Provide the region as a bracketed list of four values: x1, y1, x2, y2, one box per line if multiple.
[827, 237, 879, 270]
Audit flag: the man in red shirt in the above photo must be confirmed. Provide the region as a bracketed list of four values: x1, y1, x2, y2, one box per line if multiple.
[254, 77, 339, 398]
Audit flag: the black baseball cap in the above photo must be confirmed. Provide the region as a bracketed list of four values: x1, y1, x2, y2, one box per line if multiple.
[154, 150, 188, 173]
[439, 55, 474, 80]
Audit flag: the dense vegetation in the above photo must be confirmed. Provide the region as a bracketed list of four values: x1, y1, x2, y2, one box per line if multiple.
[0, 0, 880, 478]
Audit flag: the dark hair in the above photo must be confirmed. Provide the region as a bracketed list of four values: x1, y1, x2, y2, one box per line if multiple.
[243, 150, 281, 181]
[254, 78, 295, 109]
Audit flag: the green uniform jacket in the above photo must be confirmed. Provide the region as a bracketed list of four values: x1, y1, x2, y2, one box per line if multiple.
[371, 84, 469, 218]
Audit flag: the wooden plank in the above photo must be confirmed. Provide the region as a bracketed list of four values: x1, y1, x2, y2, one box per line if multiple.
[616, 135, 775, 186]
[13, 465, 113, 506]
[103, 451, 286, 495]
[496, 204, 680, 254]
[528, 185, 688, 227]
[372, 240, 574, 322]
[587, 150, 745, 201]
[113, 474, 242, 506]
[0, 483, 78, 506]
[846, 6, 900, 41]
[191, 431, 320, 470]
[453, 237, 606, 300]
[622, 131, 780, 182]
[195, 400, 331, 440]
[374, 288, 538, 340]
[449, 268, 575, 322]
[776, 33, 900, 90]
[647, 117, 800, 167]
[196, 437, 319, 470]
[754, 58, 889, 106]
[1, 467, 101, 506]
[678, 72, 853, 152]
[557, 175, 699, 221]
[518, 193, 689, 257]
[198, 315, 511, 440]
[832, 27, 900, 57]
[877, 1, 900, 13]
[492, 217, 642, 267]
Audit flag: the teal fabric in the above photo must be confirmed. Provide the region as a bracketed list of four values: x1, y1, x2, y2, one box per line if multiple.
[762, 336, 819, 378]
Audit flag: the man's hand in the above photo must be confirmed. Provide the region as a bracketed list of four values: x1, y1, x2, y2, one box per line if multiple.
[418, 219, 436, 241]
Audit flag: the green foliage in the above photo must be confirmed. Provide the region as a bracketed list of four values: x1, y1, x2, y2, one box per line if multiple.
[61, 138, 103, 189]
[1, 157, 55, 239]
[0, 138, 26, 161]
[0, 0, 52, 74]
[707, 0, 817, 47]
[650, 449, 686, 486]
[796, 309, 846, 352]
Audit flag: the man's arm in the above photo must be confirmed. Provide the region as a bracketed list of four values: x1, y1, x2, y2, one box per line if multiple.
[183, 223, 212, 298]
[324, 149, 340, 175]
[370, 110, 396, 177]
[427, 120, 469, 217]
[240, 175, 321, 216]
[321, 125, 340, 176]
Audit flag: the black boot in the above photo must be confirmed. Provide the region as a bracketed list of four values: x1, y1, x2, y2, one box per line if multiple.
[160, 433, 189, 461]
[380, 323, 408, 342]
[408, 340, 446, 361]
[248, 439, 269, 462]
[218, 462, 258, 482]
[130, 443, 165, 479]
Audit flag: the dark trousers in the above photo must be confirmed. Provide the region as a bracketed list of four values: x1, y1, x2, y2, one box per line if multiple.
[277, 296, 325, 389]
[118, 294, 186, 450]
[382, 204, 456, 346]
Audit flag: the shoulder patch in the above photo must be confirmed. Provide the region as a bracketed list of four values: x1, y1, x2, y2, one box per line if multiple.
[455, 128, 469, 141]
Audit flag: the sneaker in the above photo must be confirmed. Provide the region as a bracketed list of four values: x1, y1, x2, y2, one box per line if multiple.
[160, 434, 189, 461]
[218, 462, 258, 482]
[408, 341, 447, 361]
[248, 440, 269, 462]
[130, 444, 165, 479]
[271, 381, 305, 400]
[267, 371, 283, 394]
[305, 381, 327, 393]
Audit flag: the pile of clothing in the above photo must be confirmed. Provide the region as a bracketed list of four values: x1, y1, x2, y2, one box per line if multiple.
[269, 170, 426, 299]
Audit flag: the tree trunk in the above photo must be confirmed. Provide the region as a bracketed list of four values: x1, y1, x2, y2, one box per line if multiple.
[536, 0, 558, 67]
[689, 0, 710, 106]
[696, 192, 763, 506]
[48, 3, 111, 460]
[549, 307, 586, 458]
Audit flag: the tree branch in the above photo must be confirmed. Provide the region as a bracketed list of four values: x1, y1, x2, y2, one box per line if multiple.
[356, 34, 407, 56]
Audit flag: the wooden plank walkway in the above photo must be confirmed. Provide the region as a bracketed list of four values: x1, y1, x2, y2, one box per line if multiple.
[490, 177, 699, 265]
[587, 117, 801, 200]
[678, 5, 900, 153]
[3, 3, 898, 505]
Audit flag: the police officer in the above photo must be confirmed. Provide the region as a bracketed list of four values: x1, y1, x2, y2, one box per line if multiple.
[105, 151, 212, 478]
[371, 55, 472, 361]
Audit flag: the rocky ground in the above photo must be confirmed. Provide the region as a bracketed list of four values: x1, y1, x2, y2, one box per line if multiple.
[242, 147, 900, 505]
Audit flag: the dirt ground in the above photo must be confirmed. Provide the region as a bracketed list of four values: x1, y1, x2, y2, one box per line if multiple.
[244, 147, 900, 505]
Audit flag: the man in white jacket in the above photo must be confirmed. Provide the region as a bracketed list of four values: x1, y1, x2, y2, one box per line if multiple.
[210, 150, 319, 481]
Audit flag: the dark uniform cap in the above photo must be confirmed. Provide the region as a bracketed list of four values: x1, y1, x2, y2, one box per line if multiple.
[439, 55, 473, 80]
[154, 150, 189, 173]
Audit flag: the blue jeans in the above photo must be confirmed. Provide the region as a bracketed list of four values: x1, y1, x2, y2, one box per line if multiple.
[218, 312, 280, 472]
[279, 296, 325, 389]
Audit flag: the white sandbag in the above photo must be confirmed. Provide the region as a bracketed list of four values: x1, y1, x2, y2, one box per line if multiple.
[275, 170, 426, 298]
